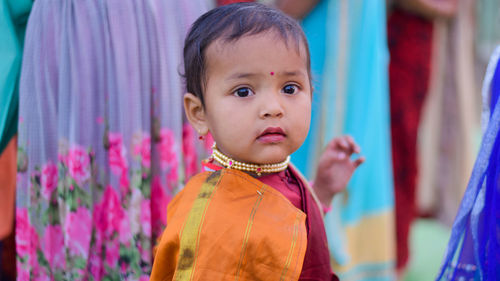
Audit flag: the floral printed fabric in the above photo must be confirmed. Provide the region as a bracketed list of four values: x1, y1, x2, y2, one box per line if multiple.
[16, 0, 212, 280]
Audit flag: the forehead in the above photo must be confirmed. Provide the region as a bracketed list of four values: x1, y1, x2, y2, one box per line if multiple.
[204, 32, 309, 76]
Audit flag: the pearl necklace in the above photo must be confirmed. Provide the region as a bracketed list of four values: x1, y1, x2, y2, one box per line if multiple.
[210, 143, 290, 176]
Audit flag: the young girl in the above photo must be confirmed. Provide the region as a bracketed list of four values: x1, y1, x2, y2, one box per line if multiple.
[151, 3, 363, 280]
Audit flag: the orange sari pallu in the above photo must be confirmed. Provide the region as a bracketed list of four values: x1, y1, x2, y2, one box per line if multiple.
[151, 168, 308, 281]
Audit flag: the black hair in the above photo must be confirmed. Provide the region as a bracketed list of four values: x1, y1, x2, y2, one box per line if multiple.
[183, 2, 311, 106]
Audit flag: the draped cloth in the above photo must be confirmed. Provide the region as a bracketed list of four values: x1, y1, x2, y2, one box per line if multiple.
[293, 1, 395, 280]
[387, 6, 434, 269]
[417, 0, 479, 226]
[0, 0, 31, 154]
[16, 0, 212, 279]
[436, 46, 500, 280]
[151, 169, 309, 281]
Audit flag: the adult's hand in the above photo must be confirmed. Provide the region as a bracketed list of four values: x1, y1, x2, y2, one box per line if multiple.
[275, 0, 320, 20]
[395, 0, 458, 19]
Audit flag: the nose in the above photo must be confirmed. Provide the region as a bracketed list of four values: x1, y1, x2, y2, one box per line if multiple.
[259, 93, 284, 119]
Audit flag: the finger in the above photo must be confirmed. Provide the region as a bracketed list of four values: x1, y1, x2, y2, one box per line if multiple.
[346, 136, 361, 154]
[335, 136, 350, 150]
[353, 156, 365, 168]
[321, 150, 346, 166]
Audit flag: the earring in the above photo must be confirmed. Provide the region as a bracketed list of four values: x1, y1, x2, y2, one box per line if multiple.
[198, 130, 205, 140]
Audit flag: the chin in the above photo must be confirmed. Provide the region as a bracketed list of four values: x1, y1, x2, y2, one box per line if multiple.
[256, 154, 289, 165]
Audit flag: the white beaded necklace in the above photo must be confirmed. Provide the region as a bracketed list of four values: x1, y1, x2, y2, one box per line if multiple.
[210, 143, 290, 176]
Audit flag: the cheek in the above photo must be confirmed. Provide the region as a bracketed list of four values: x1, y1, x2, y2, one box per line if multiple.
[292, 102, 311, 142]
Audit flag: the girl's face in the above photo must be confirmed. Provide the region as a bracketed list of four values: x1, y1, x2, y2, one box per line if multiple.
[185, 32, 311, 165]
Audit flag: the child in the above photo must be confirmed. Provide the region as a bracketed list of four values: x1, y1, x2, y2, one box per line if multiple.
[151, 3, 363, 280]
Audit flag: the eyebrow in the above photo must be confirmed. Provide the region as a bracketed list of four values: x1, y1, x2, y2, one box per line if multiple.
[281, 70, 307, 78]
[226, 70, 307, 81]
[226, 72, 259, 80]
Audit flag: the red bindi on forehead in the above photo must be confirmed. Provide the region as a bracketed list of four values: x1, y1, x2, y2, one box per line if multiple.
[270, 72, 274, 76]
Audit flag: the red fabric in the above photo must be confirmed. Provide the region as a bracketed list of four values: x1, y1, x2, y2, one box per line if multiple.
[259, 170, 303, 209]
[388, 7, 433, 269]
[217, 0, 254, 6]
[288, 168, 338, 281]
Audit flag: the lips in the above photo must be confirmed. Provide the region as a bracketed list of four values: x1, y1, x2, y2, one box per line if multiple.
[257, 127, 286, 143]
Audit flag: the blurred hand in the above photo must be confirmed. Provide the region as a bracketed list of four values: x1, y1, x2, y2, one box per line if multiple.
[396, 0, 458, 19]
[312, 136, 365, 208]
[275, 0, 320, 19]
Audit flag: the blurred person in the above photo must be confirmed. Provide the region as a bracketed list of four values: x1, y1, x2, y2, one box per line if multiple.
[277, 1, 396, 280]
[417, 0, 497, 229]
[15, 0, 212, 279]
[0, 0, 32, 279]
[387, 0, 458, 275]
[436, 45, 500, 281]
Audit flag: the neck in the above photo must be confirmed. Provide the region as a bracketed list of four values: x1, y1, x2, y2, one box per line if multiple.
[210, 143, 290, 176]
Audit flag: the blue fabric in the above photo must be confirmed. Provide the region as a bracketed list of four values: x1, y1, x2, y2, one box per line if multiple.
[436, 52, 500, 280]
[292, 1, 395, 280]
[294, 0, 393, 220]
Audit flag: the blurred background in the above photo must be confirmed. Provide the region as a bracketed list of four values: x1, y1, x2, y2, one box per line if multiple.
[0, 0, 498, 280]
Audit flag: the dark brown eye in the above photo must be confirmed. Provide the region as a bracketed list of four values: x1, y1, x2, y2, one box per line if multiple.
[282, 84, 298, 95]
[234, 87, 254, 97]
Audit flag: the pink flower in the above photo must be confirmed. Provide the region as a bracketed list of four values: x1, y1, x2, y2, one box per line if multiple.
[140, 200, 151, 237]
[159, 129, 177, 170]
[42, 225, 66, 270]
[95, 186, 125, 238]
[88, 223, 104, 281]
[138, 242, 151, 264]
[33, 266, 51, 281]
[134, 134, 151, 168]
[139, 275, 150, 281]
[16, 208, 30, 257]
[67, 146, 90, 184]
[120, 261, 127, 274]
[65, 207, 91, 257]
[151, 177, 171, 237]
[119, 212, 131, 244]
[16, 208, 38, 258]
[119, 171, 130, 193]
[41, 162, 58, 199]
[105, 240, 120, 267]
[88, 252, 104, 281]
[182, 124, 198, 179]
[167, 165, 178, 188]
[17, 266, 30, 281]
[108, 133, 128, 176]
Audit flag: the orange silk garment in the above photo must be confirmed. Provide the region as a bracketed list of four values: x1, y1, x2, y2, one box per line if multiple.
[151, 169, 308, 281]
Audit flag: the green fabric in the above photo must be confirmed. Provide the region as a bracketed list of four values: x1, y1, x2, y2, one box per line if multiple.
[0, 0, 32, 153]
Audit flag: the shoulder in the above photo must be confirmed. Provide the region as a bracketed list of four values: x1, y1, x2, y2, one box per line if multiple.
[167, 171, 215, 216]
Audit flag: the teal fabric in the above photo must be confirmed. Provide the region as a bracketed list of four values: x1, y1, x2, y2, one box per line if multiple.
[292, 0, 395, 279]
[0, 0, 32, 153]
[295, 0, 394, 223]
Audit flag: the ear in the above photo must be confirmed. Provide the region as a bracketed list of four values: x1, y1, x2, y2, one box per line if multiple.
[184, 93, 209, 135]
